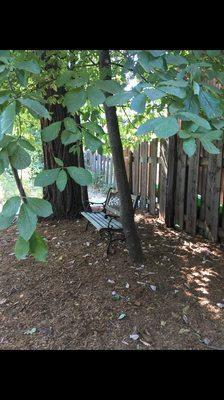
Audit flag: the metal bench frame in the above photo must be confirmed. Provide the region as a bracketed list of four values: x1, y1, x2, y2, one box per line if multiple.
[81, 188, 140, 255]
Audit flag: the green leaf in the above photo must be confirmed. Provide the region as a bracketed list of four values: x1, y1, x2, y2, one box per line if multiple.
[29, 232, 48, 262]
[206, 50, 221, 57]
[2, 196, 21, 218]
[82, 122, 105, 136]
[94, 80, 122, 94]
[56, 169, 68, 192]
[199, 90, 222, 119]
[159, 86, 186, 99]
[178, 130, 192, 139]
[10, 145, 31, 170]
[26, 197, 53, 218]
[0, 149, 9, 170]
[165, 54, 188, 65]
[200, 137, 220, 154]
[64, 90, 87, 113]
[183, 138, 197, 157]
[67, 166, 92, 186]
[63, 117, 78, 133]
[34, 168, 60, 187]
[84, 131, 103, 152]
[0, 214, 14, 230]
[158, 79, 188, 88]
[106, 91, 134, 107]
[144, 88, 166, 101]
[14, 236, 29, 260]
[17, 204, 37, 241]
[16, 70, 28, 87]
[193, 81, 200, 95]
[149, 50, 166, 57]
[19, 98, 51, 120]
[0, 93, 10, 105]
[18, 138, 35, 152]
[176, 111, 211, 130]
[16, 60, 41, 74]
[61, 130, 81, 146]
[131, 93, 147, 113]
[54, 156, 64, 166]
[211, 119, 224, 129]
[86, 87, 106, 106]
[66, 77, 88, 88]
[0, 102, 16, 138]
[137, 116, 179, 138]
[41, 121, 61, 142]
[56, 70, 73, 87]
[138, 52, 163, 72]
[184, 94, 200, 114]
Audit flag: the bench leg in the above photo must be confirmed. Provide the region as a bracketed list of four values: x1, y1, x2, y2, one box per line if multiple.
[85, 220, 90, 232]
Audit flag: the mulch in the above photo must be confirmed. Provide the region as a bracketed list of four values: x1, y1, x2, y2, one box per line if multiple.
[0, 212, 224, 350]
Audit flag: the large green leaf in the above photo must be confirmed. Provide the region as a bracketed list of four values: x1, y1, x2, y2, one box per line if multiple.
[18, 138, 35, 152]
[66, 77, 88, 88]
[176, 111, 211, 130]
[41, 121, 61, 142]
[0, 214, 14, 230]
[19, 98, 51, 120]
[165, 54, 188, 65]
[34, 168, 60, 187]
[56, 71, 74, 87]
[137, 116, 179, 138]
[200, 137, 220, 154]
[67, 166, 92, 186]
[29, 232, 48, 262]
[63, 117, 79, 133]
[94, 80, 122, 94]
[0, 102, 16, 138]
[106, 91, 134, 107]
[138, 52, 163, 72]
[184, 94, 200, 114]
[0, 93, 10, 105]
[183, 138, 197, 157]
[211, 119, 224, 130]
[17, 204, 37, 241]
[1, 196, 21, 218]
[61, 130, 81, 146]
[64, 90, 87, 113]
[131, 93, 147, 113]
[159, 86, 186, 99]
[56, 169, 68, 192]
[144, 88, 166, 101]
[15, 60, 41, 74]
[86, 87, 106, 106]
[26, 197, 53, 217]
[82, 122, 105, 136]
[0, 149, 9, 170]
[149, 50, 166, 57]
[199, 90, 222, 119]
[10, 145, 31, 170]
[84, 131, 103, 152]
[14, 236, 29, 260]
[158, 79, 188, 88]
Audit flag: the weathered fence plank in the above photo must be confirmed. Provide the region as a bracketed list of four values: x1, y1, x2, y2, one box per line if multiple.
[165, 136, 177, 227]
[174, 136, 187, 229]
[148, 139, 158, 214]
[140, 142, 148, 209]
[132, 145, 140, 195]
[159, 139, 168, 220]
[204, 141, 223, 241]
[185, 140, 200, 235]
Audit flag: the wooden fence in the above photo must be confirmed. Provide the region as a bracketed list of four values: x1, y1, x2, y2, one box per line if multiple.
[84, 139, 224, 243]
[129, 138, 224, 243]
[84, 150, 116, 187]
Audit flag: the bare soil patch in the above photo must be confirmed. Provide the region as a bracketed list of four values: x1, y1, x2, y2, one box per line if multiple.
[0, 213, 224, 350]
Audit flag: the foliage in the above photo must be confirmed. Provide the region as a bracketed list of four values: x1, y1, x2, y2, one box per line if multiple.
[0, 49, 224, 262]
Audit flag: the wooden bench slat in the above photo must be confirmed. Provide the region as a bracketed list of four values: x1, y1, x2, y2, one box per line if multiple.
[81, 211, 123, 230]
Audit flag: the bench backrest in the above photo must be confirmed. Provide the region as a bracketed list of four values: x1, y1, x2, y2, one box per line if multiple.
[105, 188, 139, 217]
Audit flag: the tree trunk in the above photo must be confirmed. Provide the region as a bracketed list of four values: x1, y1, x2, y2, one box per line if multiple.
[99, 50, 143, 263]
[41, 93, 83, 219]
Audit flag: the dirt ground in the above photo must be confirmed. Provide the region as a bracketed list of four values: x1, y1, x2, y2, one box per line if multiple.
[0, 212, 224, 350]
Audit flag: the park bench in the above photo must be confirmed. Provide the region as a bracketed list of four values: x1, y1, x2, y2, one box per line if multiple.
[80, 188, 140, 254]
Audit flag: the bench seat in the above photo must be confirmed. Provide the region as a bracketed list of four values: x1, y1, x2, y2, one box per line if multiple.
[80, 211, 122, 231]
